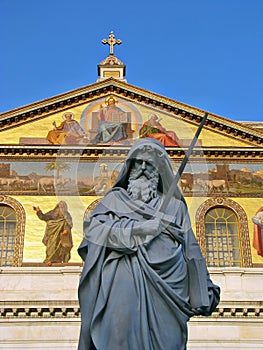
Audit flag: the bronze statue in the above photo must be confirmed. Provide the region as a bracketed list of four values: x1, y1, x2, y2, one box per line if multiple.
[77, 138, 220, 350]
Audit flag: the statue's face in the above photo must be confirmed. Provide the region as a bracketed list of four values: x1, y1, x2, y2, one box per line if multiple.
[129, 151, 159, 181]
[128, 152, 159, 202]
[133, 158, 156, 175]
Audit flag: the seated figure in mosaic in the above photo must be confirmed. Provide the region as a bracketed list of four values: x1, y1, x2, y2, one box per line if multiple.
[139, 113, 180, 146]
[92, 96, 129, 144]
[47, 112, 87, 145]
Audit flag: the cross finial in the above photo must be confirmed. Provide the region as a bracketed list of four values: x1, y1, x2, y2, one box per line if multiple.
[102, 31, 122, 55]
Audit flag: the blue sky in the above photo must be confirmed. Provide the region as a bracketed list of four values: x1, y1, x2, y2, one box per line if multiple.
[1, 0, 262, 122]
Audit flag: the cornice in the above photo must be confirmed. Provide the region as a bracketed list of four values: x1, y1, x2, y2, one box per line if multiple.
[0, 78, 262, 146]
[0, 302, 262, 319]
[0, 145, 262, 161]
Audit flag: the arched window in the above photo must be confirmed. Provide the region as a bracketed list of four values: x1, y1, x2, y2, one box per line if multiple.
[196, 198, 252, 268]
[205, 207, 241, 267]
[0, 204, 17, 266]
[0, 196, 25, 267]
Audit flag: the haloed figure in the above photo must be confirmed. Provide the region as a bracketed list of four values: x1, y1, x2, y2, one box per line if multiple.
[92, 96, 128, 144]
[47, 112, 87, 145]
[139, 113, 180, 146]
[77, 138, 220, 350]
[34, 201, 73, 265]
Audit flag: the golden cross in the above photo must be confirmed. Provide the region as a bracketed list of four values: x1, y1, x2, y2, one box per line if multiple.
[102, 31, 122, 55]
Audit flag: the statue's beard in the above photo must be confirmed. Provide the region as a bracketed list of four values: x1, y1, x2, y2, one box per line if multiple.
[127, 168, 159, 203]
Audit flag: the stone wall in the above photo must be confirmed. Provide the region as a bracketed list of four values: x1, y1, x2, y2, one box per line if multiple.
[0, 267, 262, 349]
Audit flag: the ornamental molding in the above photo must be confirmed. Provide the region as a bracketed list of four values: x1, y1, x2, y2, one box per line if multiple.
[0, 301, 262, 319]
[0, 145, 263, 160]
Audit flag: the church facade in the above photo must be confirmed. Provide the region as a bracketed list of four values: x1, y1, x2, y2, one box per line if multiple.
[0, 33, 262, 349]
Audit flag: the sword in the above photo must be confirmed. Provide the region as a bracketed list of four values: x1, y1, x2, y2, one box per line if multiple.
[159, 112, 208, 213]
[159, 112, 210, 310]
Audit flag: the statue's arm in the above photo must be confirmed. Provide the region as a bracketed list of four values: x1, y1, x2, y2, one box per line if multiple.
[86, 213, 161, 252]
[107, 214, 161, 251]
[131, 217, 162, 245]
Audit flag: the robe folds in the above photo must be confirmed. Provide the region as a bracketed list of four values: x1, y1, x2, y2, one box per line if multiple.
[77, 188, 220, 350]
[92, 120, 127, 144]
[37, 209, 73, 263]
[47, 120, 86, 145]
[139, 123, 180, 147]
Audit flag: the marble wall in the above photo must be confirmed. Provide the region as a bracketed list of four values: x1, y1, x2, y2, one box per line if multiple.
[0, 267, 262, 349]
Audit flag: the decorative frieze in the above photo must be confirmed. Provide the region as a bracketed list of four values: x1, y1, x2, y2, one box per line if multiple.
[0, 302, 80, 319]
[0, 303, 262, 319]
[0, 145, 263, 160]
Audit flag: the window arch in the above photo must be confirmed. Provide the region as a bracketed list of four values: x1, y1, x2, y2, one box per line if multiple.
[195, 197, 252, 267]
[0, 196, 26, 267]
[83, 198, 102, 221]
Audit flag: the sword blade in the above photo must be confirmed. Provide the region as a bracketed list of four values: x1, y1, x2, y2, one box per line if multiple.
[159, 112, 208, 213]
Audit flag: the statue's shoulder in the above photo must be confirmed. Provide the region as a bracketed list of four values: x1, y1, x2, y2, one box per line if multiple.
[91, 187, 130, 216]
[102, 187, 128, 202]
[166, 195, 185, 208]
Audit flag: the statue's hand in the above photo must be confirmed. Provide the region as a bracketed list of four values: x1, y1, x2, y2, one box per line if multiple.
[192, 306, 210, 316]
[138, 218, 162, 236]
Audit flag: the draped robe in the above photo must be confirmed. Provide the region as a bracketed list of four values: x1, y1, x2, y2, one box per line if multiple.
[78, 138, 220, 350]
[92, 105, 127, 144]
[78, 189, 219, 350]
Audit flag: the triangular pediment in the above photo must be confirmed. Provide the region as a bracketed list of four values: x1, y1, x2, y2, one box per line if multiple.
[0, 78, 263, 150]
